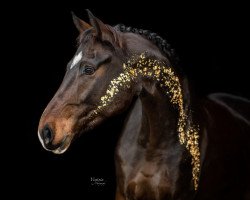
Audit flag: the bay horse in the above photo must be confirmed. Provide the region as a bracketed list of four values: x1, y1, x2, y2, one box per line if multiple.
[38, 10, 250, 200]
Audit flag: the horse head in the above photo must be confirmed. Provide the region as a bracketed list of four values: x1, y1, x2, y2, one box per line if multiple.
[37, 10, 204, 198]
[37, 10, 250, 199]
[38, 10, 166, 154]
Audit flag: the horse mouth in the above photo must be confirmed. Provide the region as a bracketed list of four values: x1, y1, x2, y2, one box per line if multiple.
[52, 135, 73, 154]
[38, 130, 73, 154]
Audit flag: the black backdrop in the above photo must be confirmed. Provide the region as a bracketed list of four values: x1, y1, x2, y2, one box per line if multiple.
[3, 5, 249, 199]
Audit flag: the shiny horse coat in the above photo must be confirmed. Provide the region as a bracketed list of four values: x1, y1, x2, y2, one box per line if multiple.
[38, 10, 250, 200]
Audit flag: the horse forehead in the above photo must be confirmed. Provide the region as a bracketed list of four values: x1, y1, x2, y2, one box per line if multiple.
[70, 51, 82, 69]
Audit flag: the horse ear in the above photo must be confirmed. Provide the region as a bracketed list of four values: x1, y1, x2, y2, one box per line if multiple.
[71, 12, 91, 33]
[86, 9, 114, 41]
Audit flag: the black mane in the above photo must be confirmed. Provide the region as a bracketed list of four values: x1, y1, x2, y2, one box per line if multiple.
[114, 24, 179, 66]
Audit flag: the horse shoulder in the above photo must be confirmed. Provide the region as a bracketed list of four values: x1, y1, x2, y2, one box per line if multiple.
[197, 93, 250, 199]
[203, 92, 250, 156]
[207, 93, 250, 126]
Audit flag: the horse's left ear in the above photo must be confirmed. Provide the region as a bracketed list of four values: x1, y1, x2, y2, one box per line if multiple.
[72, 12, 91, 33]
[86, 9, 116, 43]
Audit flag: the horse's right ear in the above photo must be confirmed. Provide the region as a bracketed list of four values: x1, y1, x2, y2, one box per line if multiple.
[71, 12, 91, 33]
[86, 9, 116, 42]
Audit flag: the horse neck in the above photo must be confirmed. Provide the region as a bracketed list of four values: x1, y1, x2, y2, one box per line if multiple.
[119, 82, 196, 197]
[117, 47, 202, 192]
[138, 82, 181, 149]
[123, 51, 194, 150]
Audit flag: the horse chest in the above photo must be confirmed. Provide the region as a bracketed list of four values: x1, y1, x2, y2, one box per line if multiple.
[116, 144, 172, 200]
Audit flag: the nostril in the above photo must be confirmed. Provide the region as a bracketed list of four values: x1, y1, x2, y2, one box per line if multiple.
[42, 125, 54, 145]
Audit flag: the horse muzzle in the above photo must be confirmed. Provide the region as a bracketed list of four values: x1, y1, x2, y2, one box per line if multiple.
[38, 124, 73, 154]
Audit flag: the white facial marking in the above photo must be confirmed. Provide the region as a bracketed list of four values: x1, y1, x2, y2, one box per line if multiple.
[70, 51, 82, 69]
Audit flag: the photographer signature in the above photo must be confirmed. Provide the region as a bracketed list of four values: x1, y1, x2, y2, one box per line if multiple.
[90, 177, 106, 186]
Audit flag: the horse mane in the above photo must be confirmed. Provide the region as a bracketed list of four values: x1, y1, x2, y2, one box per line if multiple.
[114, 24, 179, 67]
[114, 24, 191, 114]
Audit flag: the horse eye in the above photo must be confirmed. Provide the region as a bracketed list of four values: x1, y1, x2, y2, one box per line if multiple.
[80, 65, 95, 75]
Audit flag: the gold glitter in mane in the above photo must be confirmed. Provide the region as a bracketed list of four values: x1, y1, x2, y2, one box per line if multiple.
[93, 52, 200, 190]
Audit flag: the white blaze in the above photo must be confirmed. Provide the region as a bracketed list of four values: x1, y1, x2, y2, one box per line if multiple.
[70, 51, 82, 69]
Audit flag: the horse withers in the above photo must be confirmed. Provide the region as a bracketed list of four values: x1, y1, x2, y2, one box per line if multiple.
[38, 10, 250, 200]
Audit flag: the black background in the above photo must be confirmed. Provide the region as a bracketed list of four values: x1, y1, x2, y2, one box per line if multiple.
[3, 4, 249, 199]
